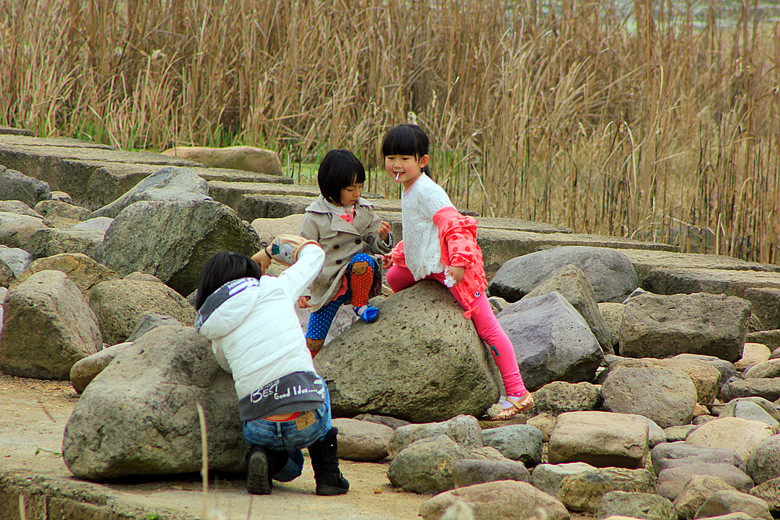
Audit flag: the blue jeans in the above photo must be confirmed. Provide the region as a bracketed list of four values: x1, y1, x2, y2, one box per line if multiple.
[242, 383, 333, 482]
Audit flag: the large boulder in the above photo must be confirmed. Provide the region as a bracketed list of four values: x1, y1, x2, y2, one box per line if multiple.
[0, 246, 32, 287]
[89, 167, 211, 219]
[315, 282, 502, 422]
[23, 226, 106, 260]
[686, 417, 775, 463]
[88, 278, 196, 345]
[0, 212, 47, 248]
[100, 200, 261, 296]
[497, 291, 604, 391]
[619, 292, 751, 362]
[488, 246, 638, 303]
[0, 270, 102, 379]
[62, 323, 245, 480]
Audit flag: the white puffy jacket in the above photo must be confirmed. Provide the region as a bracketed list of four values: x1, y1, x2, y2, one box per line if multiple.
[195, 245, 325, 400]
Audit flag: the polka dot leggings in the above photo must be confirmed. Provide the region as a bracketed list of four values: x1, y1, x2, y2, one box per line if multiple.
[306, 254, 376, 341]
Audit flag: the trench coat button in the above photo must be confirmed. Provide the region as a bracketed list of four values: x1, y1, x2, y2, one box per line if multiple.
[354, 238, 361, 244]
[333, 244, 340, 249]
[336, 259, 343, 264]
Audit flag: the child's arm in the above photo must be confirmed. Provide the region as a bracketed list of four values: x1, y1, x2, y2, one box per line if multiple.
[260, 235, 325, 299]
[361, 212, 394, 254]
[432, 207, 481, 284]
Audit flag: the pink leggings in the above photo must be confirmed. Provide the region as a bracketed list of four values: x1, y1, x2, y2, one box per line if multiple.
[385, 265, 527, 396]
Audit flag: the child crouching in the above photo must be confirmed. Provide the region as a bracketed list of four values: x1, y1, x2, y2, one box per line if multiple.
[194, 235, 348, 496]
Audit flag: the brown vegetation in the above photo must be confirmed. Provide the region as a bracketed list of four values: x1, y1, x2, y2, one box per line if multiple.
[1, 0, 778, 263]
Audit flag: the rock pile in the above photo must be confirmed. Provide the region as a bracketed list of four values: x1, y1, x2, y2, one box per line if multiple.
[2, 156, 780, 520]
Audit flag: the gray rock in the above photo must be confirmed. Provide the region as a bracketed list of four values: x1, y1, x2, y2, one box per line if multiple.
[531, 381, 602, 415]
[89, 167, 211, 219]
[316, 282, 502, 422]
[746, 435, 780, 485]
[686, 417, 775, 463]
[386, 435, 505, 494]
[736, 342, 772, 372]
[720, 377, 780, 402]
[23, 226, 105, 260]
[0, 213, 49, 248]
[0, 246, 32, 287]
[651, 442, 745, 474]
[720, 400, 779, 429]
[69, 342, 132, 393]
[488, 246, 638, 303]
[70, 217, 113, 235]
[673, 475, 739, 520]
[62, 324, 245, 480]
[718, 396, 780, 423]
[481, 424, 543, 465]
[601, 364, 697, 428]
[557, 467, 656, 513]
[419, 481, 569, 520]
[749, 330, 780, 352]
[34, 199, 91, 221]
[126, 313, 183, 342]
[101, 200, 261, 296]
[646, 419, 667, 448]
[388, 415, 483, 459]
[0, 200, 41, 218]
[663, 425, 698, 442]
[547, 411, 649, 468]
[88, 279, 196, 345]
[745, 358, 780, 379]
[0, 167, 51, 207]
[597, 490, 675, 520]
[524, 263, 615, 353]
[352, 413, 411, 430]
[656, 464, 755, 501]
[497, 291, 604, 391]
[14, 252, 119, 297]
[452, 458, 530, 487]
[0, 270, 102, 379]
[331, 418, 393, 462]
[694, 489, 772, 520]
[619, 292, 751, 362]
[530, 462, 596, 497]
[749, 477, 780, 514]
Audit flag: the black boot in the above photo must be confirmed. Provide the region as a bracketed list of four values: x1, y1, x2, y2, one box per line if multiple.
[246, 446, 288, 495]
[308, 427, 349, 496]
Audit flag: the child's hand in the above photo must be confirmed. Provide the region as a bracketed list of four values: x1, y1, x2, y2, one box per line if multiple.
[251, 248, 272, 273]
[297, 296, 312, 309]
[382, 254, 394, 269]
[449, 266, 465, 284]
[378, 221, 391, 242]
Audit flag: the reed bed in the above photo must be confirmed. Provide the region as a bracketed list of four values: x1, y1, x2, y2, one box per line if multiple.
[1, 0, 778, 263]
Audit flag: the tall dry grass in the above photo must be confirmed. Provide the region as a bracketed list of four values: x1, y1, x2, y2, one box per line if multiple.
[1, 0, 778, 263]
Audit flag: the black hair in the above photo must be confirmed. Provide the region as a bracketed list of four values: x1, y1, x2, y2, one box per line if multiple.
[317, 149, 366, 204]
[381, 124, 431, 176]
[195, 251, 263, 309]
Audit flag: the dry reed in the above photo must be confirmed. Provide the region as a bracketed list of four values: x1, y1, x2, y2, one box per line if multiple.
[1, 0, 778, 263]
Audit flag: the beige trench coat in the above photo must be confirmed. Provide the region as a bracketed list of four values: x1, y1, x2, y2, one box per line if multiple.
[299, 195, 393, 311]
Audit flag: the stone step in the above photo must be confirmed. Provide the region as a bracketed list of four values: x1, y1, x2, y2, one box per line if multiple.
[0, 135, 290, 210]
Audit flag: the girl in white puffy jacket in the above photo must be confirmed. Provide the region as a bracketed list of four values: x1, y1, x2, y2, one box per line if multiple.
[194, 236, 349, 496]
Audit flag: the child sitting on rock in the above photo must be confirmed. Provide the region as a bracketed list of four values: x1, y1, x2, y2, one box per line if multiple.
[298, 149, 393, 356]
[194, 235, 349, 496]
[381, 123, 534, 420]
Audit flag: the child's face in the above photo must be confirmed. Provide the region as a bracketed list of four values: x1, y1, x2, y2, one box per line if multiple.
[385, 154, 429, 190]
[338, 181, 363, 206]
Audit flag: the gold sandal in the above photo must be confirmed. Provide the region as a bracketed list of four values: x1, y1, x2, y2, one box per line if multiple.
[486, 393, 534, 421]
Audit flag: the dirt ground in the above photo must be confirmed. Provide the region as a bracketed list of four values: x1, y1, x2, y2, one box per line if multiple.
[0, 373, 428, 520]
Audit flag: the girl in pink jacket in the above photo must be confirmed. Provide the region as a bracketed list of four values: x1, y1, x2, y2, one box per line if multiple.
[382, 124, 533, 421]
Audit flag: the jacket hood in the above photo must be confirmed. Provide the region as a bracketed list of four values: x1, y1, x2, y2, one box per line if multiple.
[194, 277, 261, 340]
